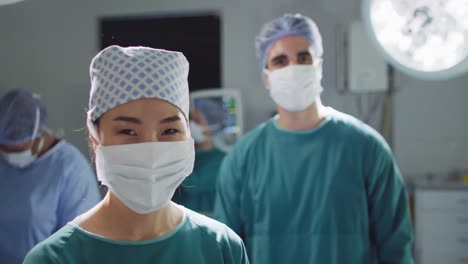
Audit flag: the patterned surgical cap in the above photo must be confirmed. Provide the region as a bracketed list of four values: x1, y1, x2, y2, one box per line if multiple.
[88, 45, 190, 122]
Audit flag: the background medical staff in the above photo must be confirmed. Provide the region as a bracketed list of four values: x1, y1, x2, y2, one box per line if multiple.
[173, 109, 226, 216]
[0, 89, 101, 264]
[24, 45, 249, 264]
[214, 13, 414, 264]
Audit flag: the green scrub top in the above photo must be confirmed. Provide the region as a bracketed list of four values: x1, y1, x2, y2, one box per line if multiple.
[214, 108, 414, 264]
[24, 207, 249, 264]
[173, 148, 225, 215]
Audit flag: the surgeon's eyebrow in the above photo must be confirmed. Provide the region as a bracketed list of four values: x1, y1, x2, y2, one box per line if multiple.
[270, 54, 287, 65]
[160, 115, 182, 124]
[113, 116, 142, 124]
[297, 50, 312, 58]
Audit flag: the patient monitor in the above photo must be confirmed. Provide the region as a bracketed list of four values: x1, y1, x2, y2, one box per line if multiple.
[190, 89, 243, 152]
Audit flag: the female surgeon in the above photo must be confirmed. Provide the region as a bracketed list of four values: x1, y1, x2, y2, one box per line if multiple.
[24, 45, 249, 264]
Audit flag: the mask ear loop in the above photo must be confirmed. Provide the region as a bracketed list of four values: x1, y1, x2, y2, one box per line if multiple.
[33, 137, 45, 158]
[31, 108, 40, 141]
[24, 107, 45, 158]
[29, 107, 41, 150]
[86, 112, 107, 195]
[263, 68, 271, 90]
[86, 112, 100, 145]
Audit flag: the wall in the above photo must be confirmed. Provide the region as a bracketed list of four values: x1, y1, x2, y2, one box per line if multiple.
[394, 73, 468, 177]
[0, 0, 467, 179]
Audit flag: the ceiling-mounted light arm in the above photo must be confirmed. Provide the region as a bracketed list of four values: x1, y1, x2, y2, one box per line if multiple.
[404, 6, 433, 35]
[0, 0, 24, 6]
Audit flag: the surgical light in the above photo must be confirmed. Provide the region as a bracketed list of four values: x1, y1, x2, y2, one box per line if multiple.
[361, 0, 468, 80]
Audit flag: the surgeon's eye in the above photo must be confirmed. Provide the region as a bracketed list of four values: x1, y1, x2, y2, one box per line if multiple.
[297, 52, 313, 64]
[162, 128, 180, 136]
[119, 129, 137, 136]
[270, 55, 288, 68]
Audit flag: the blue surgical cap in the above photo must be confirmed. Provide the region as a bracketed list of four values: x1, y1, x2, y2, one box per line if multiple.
[255, 13, 323, 70]
[0, 90, 48, 145]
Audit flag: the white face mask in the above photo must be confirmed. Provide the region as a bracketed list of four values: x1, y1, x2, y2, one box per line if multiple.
[1, 137, 44, 168]
[189, 120, 208, 143]
[265, 64, 323, 112]
[96, 139, 195, 214]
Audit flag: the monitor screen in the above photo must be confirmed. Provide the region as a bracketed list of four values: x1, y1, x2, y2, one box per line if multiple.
[99, 12, 221, 92]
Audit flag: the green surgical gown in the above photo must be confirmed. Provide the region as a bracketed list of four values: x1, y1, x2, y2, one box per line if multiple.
[173, 148, 226, 215]
[214, 108, 414, 264]
[24, 207, 249, 264]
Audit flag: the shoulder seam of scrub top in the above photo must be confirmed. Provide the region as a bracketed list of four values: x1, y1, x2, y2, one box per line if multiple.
[66, 210, 187, 246]
[186, 210, 231, 249]
[34, 223, 77, 255]
[270, 107, 335, 135]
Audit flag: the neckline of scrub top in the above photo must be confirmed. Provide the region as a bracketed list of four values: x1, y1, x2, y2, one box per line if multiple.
[35, 139, 66, 161]
[3, 139, 66, 168]
[68, 206, 188, 246]
[271, 107, 334, 135]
